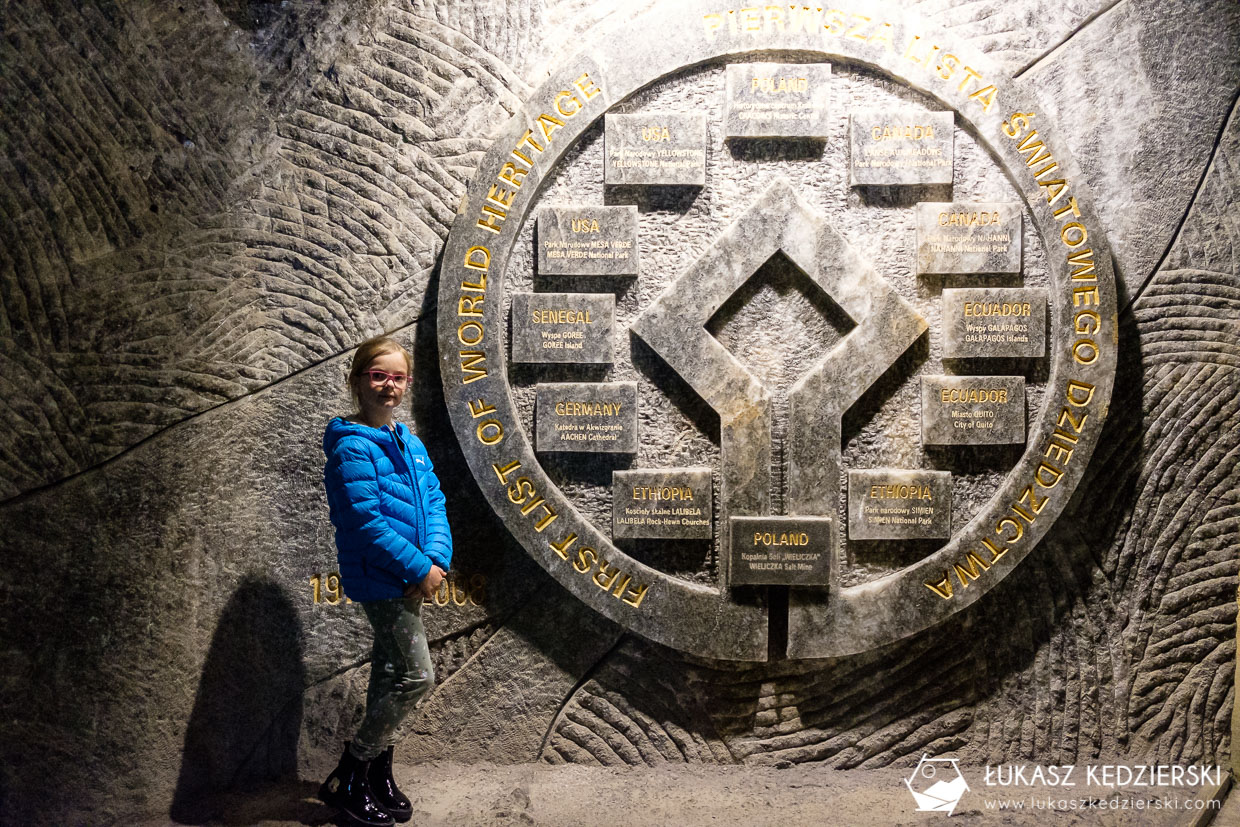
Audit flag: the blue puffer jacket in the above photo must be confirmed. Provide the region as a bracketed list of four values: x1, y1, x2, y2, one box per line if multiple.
[322, 417, 453, 601]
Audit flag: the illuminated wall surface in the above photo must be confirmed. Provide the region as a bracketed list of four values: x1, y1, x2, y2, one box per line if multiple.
[0, 1, 1237, 823]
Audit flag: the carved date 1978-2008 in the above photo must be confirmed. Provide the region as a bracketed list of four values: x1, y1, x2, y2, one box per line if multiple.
[309, 572, 487, 608]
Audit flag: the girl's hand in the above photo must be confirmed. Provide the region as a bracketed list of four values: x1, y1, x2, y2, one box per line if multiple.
[420, 565, 447, 599]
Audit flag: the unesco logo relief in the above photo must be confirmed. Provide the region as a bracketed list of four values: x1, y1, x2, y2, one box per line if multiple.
[438, 0, 1116, 661]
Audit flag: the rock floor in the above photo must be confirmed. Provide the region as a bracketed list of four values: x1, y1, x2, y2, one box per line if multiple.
[149, 763, 1233, 826]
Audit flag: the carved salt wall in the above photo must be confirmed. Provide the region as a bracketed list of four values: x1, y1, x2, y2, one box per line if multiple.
[0, 1, 1236, 823]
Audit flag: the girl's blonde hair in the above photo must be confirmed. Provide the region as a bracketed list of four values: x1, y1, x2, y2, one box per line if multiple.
[347, 335, 413, 405]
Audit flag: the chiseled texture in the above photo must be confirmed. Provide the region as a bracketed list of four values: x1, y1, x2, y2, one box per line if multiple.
[0, 1, 1236, 824]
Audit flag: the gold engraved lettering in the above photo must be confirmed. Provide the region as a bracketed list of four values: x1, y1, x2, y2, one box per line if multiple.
[925, 575, 953, 600]
[457, 321, 484, 346]
[492, 459, 520, 485]
[845, 13, 872, 41]
[458, 295, 484, 317]
[574, 545, 598, 573]
[953, 552, 991, 588]
[459, 351, 487, 384]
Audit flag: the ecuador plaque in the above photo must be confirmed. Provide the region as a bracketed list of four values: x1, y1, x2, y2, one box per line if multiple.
[942, 288, 1047, 358]
[921, 375, 1026, 446]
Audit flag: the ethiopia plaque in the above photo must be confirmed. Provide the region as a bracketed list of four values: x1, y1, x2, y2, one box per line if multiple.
[612, 468, 712, 540]
[921, 375, 1026, 446]
[535, 382, 638, 453]
[849, 110, 953, 186]
[942, 288, 1047, 358]
[916, 201, 1022, 274]
[728, 516, 833, 587]
[536, 205, 639, 276]
[723, 62, 832, 139]
[847, 469, 952, 540]
[605, 113, 707, 186]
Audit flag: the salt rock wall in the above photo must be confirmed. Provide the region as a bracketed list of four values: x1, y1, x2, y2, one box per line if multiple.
[0, 1, 1236, 824]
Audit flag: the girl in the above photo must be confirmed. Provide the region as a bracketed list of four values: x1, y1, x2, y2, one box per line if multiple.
[319, 335, 452, 826]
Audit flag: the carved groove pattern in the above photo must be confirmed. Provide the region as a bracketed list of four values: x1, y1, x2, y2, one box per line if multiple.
[0, 1, 526, 500]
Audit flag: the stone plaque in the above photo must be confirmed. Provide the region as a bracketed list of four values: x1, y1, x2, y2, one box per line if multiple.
[921, 375, 1026, 446]
[847, 469, 952, 540]
[728, 516, 833, 587]
[942, 288, 1047, 358]
[536, 205, 639, 276]
[535, 382, 638, 453]
[916, 201, 1022, 274]
[604, 113, 707, 186]
[849, 110, 953, 186]
[511, 292, 615, 364]
[612, 468, 712, 539]
[724, 63, 832, 139]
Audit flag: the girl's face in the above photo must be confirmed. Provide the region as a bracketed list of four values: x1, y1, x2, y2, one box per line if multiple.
[355, 350, 409, 422]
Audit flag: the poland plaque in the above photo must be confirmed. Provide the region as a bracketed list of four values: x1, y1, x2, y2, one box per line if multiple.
[916, 201, 1022, 274]
[535, 382, 638, 453]
[612, 468, 713, 540]
[921, 375, 1026, 446]
[728, 516, 833, 587]
[849, 110, 953, 186]
[723, 62, 832, 139]
[536, 205, 639, 276]
[511, 292, 615, 364]
[605, 113, 707, 186]
[942, 288, 1047, 358]
[847, 469, 952, 540]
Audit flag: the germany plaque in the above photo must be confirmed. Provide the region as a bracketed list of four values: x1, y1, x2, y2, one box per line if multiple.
[612, 468, 712, 540]
[535, 382, 638, 453]
[728, 516, 833, 587]
[536, 205, 639, 276]
[847, 469, 952, 540]
[849, 110, 953, 186]
[511, 292, 615, 364]
[921, 375, 1026, 446]
[605, 113, 707, 186]
[942, 288, 1047, 358]
[723, 62, 832, 139]
[916, 201, 1022, 274]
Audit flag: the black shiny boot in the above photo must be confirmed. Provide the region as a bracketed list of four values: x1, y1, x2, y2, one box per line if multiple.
[319, 743, 395, 827]
[367, 745, 413, 823]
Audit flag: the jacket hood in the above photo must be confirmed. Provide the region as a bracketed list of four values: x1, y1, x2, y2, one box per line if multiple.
[322, 416, 410, 456]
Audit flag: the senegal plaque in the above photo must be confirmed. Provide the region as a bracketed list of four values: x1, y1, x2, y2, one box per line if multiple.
[724, 62, 832, 139]
[921, 375, 1026, 446]
[511, 293, 614, 364]
[535, 382, 638, 453]
[612, 468, 712, 540]
[847, 469, 952, 540]
[536, 205, 639, 276]
[605, 113, 707, 186]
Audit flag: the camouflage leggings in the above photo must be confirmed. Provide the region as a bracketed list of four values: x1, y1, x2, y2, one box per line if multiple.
[348, 597, 435, 761]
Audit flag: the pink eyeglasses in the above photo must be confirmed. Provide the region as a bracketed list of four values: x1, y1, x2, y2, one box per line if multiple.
[364, 370, 409, 388]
